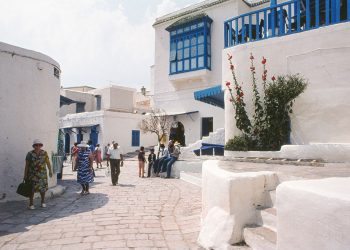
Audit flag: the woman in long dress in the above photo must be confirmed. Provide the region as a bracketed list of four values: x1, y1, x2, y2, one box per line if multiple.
[24, 139, 53, 209]
[77, 141, 94, 195]
[94, 144, 103, 169]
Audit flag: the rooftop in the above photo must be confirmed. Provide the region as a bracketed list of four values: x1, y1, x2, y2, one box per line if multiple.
[153, 0, 270, 26]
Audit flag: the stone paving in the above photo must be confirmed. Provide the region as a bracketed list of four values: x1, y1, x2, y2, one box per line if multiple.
[0, 159, 203, 250]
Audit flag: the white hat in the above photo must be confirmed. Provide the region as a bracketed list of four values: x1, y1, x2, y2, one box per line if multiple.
[77, 141, 89, 148]
[32, 139, 43, 147]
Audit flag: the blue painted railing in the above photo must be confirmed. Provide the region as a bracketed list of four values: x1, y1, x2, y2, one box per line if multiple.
[224, 0, 350, 48]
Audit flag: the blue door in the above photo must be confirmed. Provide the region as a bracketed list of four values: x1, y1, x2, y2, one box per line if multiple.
[77, 129, 83, 143]
[64, 133, 70, 154]
[90, 125, 99, 147]
[132, 130, 140, 147]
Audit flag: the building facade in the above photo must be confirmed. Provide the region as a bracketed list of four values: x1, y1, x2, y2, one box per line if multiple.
[152, 0, 249, 146]
[59, 85, 157, 155]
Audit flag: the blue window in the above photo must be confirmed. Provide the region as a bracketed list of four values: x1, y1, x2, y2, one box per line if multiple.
[167, 15, 213, 75]
[131, 130, 140, 147]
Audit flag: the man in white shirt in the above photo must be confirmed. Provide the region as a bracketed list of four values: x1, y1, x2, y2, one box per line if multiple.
[107, 142, 123, 185]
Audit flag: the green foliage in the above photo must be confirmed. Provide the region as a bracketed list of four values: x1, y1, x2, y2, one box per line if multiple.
[261, 74, 308, 150]
[225, 135, 254, 151]
[225, 54, 308, 151]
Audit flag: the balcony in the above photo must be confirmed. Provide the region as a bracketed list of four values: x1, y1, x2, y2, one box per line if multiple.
[224, 0, 350, 48]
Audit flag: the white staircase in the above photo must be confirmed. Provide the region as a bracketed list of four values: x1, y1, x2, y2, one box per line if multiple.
[243, 190, 277, 250]
[181, 128, 225, 158]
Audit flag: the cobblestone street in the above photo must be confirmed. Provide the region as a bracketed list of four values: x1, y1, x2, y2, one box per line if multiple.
[0, 159, 202, 250]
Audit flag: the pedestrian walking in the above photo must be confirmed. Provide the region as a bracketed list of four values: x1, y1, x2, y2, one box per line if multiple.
[23, 139, 53, 210]
[77, 141, 94, 195]
[94, 144, 103, 169]
[138, 146, 146, 178]
[108, 142, 123, 185]
[71, 142, 79, 171]
[147, 148, 156, 177]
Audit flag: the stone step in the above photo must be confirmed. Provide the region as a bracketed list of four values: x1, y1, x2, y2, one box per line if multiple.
[243, 226, 276, 250]
[256, 207, 277, 232]
[270, 190, 276, 207]
[260, 190, 276, 208]
[179, 172, 202, 187]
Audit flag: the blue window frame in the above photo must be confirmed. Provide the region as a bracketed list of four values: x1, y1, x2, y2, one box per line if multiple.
[167, 15, 213, 75]
[131, 130, 140, 147]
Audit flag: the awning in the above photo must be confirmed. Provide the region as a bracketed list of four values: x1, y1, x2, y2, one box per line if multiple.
[194, 85, 224, 108]
[60, 124, 99, 129]
[165, 111, 199, 116]
[166, 13, 211, 31]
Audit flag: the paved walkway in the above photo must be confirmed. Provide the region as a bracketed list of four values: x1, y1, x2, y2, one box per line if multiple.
[0, 159, 202, 250]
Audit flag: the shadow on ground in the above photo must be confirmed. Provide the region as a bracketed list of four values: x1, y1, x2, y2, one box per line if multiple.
[0, 178, 109, 237]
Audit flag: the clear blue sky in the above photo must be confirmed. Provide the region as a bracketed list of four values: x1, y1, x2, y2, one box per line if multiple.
[0, 0, 202, 90]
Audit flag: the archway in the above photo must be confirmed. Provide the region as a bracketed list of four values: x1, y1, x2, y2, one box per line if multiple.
[169, 122, 185, 146]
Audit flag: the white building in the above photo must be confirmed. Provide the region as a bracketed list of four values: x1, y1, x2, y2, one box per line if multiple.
[0, 42, 61, 201]
[152, 0, 246, 146]
[221, 0, 350, 161]
[59, 85, 157, 154]
[172, 0, 350, 250]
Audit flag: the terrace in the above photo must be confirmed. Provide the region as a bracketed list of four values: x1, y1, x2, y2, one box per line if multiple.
[224, 0, 350, 47]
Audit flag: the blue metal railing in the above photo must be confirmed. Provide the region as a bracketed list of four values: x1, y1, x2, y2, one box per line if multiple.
[224, 0, 350, 48]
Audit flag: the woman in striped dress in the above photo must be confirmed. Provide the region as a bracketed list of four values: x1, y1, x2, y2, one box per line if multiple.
[77, 141, 94, 195]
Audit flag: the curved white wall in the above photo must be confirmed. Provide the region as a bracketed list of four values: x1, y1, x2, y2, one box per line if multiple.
[0, 42, 60, 201]
[223, 22, 350, 145]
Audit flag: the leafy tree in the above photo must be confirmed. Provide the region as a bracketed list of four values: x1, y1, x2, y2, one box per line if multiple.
[140, 109, 172, 158]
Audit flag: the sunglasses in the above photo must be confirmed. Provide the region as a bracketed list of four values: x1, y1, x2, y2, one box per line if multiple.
[34, 144, 43, 147]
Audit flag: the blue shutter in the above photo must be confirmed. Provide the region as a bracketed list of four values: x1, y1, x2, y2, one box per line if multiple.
[90, 126, 98, 147]
[132, 130, 140, 147]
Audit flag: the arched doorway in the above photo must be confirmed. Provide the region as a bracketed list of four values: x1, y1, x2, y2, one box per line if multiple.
[169, 122, 185, 146]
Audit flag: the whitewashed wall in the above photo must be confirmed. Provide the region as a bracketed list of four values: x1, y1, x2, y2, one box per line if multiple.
[0, 42, 60, 201]
[92, 86, 135, 113]
[101, 111, 158, 153]
[223, 22, 350, 144]
[60, 111, 158, 155]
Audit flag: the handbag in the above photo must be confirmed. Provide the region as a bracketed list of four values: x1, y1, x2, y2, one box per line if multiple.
[16, 180, 33, 197]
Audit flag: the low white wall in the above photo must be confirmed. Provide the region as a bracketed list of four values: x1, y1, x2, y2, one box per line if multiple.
[0, 42, 60, 201]
[199, 160, 278, 248]
[277, 177, 350, 250]
[225, 143, 350, 162]
[223, 22, 350, 145]
[171, 160, 203, 178]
